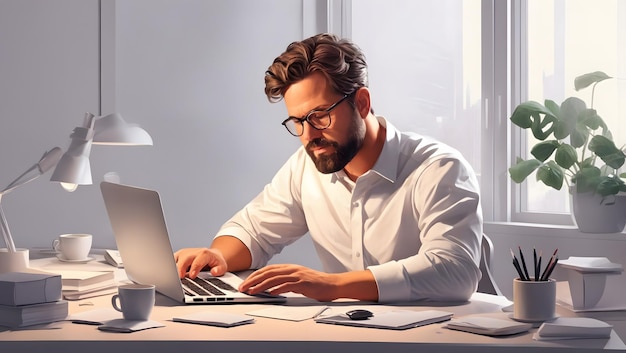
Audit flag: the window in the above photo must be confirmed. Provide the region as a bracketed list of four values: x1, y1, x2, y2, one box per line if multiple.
[513, 0, 626, 224]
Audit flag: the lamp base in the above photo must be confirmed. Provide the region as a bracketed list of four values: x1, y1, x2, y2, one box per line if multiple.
[0, 248, 29, 273]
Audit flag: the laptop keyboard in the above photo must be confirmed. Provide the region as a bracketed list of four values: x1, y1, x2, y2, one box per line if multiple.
[182, 276, 237, 296]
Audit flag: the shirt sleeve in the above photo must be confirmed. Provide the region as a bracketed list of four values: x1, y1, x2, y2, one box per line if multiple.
[215, 150, 309, 269]
[367, 154, 483, 303]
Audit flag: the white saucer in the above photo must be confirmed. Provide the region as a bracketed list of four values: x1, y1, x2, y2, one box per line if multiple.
[509, 313, 559, 323]
[56, 255, 95, 263]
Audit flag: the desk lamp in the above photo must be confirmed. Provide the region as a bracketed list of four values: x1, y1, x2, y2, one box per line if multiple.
[0, 112, 152, 273]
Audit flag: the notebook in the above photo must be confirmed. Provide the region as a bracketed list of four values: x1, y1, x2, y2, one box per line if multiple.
[100, 181, 286, 304]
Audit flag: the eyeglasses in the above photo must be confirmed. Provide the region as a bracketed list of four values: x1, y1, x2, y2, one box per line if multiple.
[281, 93, 352, 137]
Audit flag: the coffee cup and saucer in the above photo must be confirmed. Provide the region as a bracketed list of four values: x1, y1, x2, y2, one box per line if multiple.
[53, 233, 94, 263]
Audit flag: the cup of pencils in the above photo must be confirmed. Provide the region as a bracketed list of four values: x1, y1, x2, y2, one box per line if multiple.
[511, 247, 559, 322]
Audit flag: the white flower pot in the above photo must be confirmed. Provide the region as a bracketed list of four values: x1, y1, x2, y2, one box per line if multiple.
[571, 187, 626, 233]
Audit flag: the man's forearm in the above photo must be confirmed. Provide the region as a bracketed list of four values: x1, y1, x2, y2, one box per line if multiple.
[211, 235, 252, 272]
[333, 270, 379, 302]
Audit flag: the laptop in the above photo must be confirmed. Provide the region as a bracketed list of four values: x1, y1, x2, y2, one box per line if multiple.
[100, 181, 285, 304]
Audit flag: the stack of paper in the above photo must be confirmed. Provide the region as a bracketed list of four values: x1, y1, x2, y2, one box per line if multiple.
[50, 270, 117, 300]
[533, 317, 613, 341]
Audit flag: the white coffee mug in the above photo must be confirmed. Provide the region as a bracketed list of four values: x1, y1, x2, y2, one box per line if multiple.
[111, 284, 155, 321]
[52, 233, 92, 261]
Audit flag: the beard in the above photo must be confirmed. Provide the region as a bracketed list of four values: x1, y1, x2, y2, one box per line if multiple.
[305, 113, 365, 174]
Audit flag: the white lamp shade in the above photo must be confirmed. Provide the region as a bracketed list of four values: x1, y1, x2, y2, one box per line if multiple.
[49, 153, 92, 185]
[50, 122, 94, 186]
[93, 113, 153, 146]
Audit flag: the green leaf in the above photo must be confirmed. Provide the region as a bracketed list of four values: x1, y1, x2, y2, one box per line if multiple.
[509, 159, 542, 183]
[581, 109, 604, 130]
[544, 99, 560, 117]
[589, 135, 625, 169]
[573, 166, 602, 193]
[570, 122, 589, 148]
[555, 144, 577, 169]
[557, 97, 586, 139]
[531, 140, 559, 162]
[574, 71, 612, 91]
[596, 176, 625, 197]
[553, 120, 570, 140]
[530, 112, 557, 140]
[510, 101, 544, 128]
[536, 160, 564, 190]
[510, 101, 558, 140]
[580, 156, 595, 169]
[602, 153, 626, 170]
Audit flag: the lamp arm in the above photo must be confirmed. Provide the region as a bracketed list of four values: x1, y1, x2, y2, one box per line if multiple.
[1, 147, 63, 195]
[1, 164, 40, 195]
[0, 147, 62, 252]
[0, 196, 16, 252]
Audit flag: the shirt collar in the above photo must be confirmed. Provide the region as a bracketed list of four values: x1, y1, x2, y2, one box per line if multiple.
[330, 116, 399, 184]
[370, 116, 399, 183]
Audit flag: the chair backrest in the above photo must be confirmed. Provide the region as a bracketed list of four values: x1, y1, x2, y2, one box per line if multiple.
[477, 233, 503, 296]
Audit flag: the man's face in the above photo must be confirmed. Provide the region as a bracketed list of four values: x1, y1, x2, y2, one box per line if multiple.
[283, 73, 365, 174]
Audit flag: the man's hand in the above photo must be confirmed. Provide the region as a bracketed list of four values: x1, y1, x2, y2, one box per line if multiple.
[174, 247, 227, 279]
[239, 264, 342, 302]
[240, 265, 379, 302]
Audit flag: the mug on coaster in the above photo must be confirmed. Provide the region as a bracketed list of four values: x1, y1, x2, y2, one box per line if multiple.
[52, 233, 92, 261]
[111, 284, 156, 321]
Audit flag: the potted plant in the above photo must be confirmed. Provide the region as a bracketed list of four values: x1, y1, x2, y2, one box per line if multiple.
[509, 71, 626, 233]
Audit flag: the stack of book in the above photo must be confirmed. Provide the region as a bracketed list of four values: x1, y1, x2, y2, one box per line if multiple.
[0, 271, 68, 328]
[52, 269, 117, 300]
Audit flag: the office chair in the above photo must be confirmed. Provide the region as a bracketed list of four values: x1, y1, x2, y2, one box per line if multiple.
[477, 233, 503, 296]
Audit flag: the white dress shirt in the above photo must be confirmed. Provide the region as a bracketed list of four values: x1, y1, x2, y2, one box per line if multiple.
[217, 117, 483, 302]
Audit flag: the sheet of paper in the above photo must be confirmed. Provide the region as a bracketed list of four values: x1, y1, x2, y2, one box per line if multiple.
[67, 308, 122, 325]
[246, 306, 329, 321]
[97, 319, 165, 333]
[172, 311, 254, 327]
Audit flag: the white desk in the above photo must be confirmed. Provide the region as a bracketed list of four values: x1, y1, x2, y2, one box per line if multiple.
[1, 254, 625, 353]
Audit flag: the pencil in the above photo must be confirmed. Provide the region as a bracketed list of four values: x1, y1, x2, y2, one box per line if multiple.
[533, 248, 538, 281]
[542, 256, 559, 280]
[536, 250, 542, 282]
[518, 246, 530, 282]
[540, 248, 558, 281]
[511, 249, 527, 281]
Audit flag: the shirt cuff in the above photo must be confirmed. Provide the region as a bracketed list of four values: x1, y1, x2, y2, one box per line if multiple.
[367, 261, 411, 303]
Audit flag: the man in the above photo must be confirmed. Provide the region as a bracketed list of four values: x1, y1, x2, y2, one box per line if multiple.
[175, 33, 482, 303]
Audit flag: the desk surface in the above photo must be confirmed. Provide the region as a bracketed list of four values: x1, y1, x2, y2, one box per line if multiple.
[1, 254, 625, 353]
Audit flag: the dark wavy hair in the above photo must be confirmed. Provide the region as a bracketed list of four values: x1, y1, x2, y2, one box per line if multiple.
[264, 33, 368, 102]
